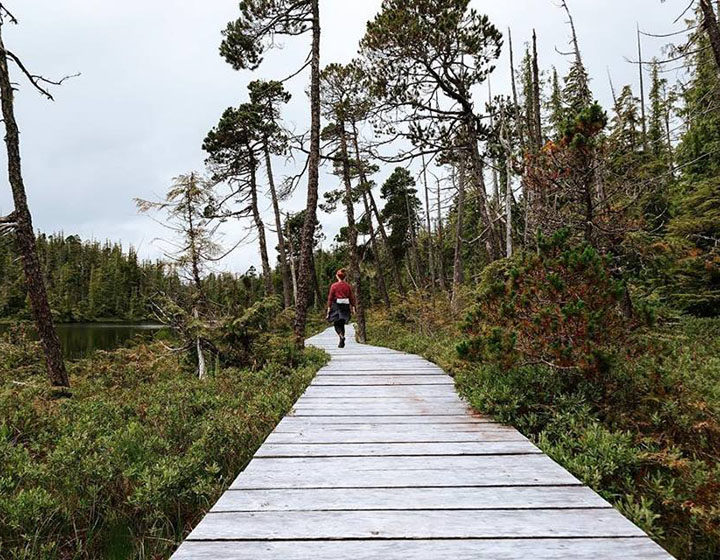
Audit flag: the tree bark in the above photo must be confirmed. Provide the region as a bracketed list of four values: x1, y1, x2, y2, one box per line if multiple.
[436, 176, 447, 291]
[404, 179, 422, 288]
[194, 307, 206, 379]
[294, 0, 321, 347]
[285, 215, 299, 303]
[451, 161, 466, 309]
[310, 250, 322, 309]
[421, 154, 436, 292]
[248, 152, 273, 295]
[0, 25, 69, 388]
[362, 191, 390, 307]
[700, 0, 720, 74]
[263, 139, 292, 307]
[502, 122, 513, 258]
[466, 118, 502, 260]
[338, 120, 366, 342]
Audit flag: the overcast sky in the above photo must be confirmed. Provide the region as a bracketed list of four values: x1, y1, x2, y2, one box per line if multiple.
[0, 0, 688, 273]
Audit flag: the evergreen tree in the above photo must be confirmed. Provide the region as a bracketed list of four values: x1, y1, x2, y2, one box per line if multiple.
[380, 168, 422, 263]
[609, 85, 641, 153]
[203, 103, 274, 295]
[548, 67, 565, 137]
[648, 60, 670, 162]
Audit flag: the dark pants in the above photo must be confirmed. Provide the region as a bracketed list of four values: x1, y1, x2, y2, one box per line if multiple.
[334, 320, 345, 338]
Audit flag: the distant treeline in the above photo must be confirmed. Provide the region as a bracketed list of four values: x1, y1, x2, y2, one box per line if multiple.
[0, 234, 267, 322]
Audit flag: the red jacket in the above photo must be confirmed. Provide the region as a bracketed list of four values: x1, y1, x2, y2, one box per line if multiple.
[327, 281, 355, 309]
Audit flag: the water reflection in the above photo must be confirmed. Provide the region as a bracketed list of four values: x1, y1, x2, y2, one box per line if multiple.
[0, 322, 164, 360]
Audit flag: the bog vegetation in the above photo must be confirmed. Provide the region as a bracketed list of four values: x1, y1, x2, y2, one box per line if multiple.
[1, 0, 720, 559]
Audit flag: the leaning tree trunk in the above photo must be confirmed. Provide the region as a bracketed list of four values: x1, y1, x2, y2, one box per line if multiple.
[362, 191, 390, 308]
[367, 187, 404, 294]
[293, 0, 321, 347]
[421, 155, 436, 292]
[285, 216, 299, 303]
[350, 120, 390, 307]
[404, 185, 422, 289]
[248, 152, 273, 295]
[436, 176, 447, 292]
[451, 160, 466, 311]
[338, 121, 366, 342]
[0, 27, 69, 388]
[349, 121, 403, 296]
[263, 139, 292, 307]
[466, 118, 502, 260]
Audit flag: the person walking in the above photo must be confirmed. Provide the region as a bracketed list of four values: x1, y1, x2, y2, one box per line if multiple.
[326, 268, 356, 348]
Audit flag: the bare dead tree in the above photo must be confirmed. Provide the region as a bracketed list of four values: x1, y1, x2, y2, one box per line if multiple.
[136, 173, 221, 379]
[0, 6, 71, 388]
[637, 23, 649, 151]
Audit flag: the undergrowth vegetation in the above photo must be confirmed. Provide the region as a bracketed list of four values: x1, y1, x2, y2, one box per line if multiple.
[367, 245, 720, 560]
[0, 324, 326, 559]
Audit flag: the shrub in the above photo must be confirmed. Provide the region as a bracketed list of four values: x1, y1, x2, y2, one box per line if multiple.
[459, 230, 630, 375]
[0, 330, 326, 559]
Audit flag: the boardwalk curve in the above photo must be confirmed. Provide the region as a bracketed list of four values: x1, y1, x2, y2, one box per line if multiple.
[171, 325, 673, 559]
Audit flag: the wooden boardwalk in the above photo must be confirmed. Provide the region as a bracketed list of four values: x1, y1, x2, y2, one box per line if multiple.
[172, 326, 673, 559]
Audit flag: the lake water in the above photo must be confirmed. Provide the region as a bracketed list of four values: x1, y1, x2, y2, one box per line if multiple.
[0, 322, 164, 360]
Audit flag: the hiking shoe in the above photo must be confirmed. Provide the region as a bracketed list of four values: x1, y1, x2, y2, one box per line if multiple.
[339, 337, 345, 348]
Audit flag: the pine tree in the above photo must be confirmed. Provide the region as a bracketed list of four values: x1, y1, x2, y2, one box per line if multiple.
[548, 67, 565, 137]
[380, 168, 422, 263]
[648, 60, 670, 163]
[609, 85, 641, 153]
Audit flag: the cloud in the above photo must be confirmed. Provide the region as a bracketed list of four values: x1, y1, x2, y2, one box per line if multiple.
[0, 0, 682, 271]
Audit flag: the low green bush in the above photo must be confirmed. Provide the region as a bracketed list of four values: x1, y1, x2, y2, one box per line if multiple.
[368, 289, 720, 559]
[0, 330, 326, 559]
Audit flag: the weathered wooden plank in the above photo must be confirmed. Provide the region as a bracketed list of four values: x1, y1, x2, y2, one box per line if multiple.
[317, 369, 445, 375]
[303, 385, 459, 398]
[210, 485, 607, 512]
[274, 418, 506, 433]
[292, 404, 473, 416]
[265, 428, 525, 444]
[232, 455, 577, 488]
[255, 441, 540, 457]
[325, 364, 440, 372]
[173, 538, 671, 560]
[282, 414, 492, 424]
[296, 396, 461, 403]
[313, 375, 453, 385]
[265, 423, 525, 443]
[186, 509, 646, 540]
[242, 454, 558, 474]
[170, 325, 674, 560]
[320, 363, 442, 369]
